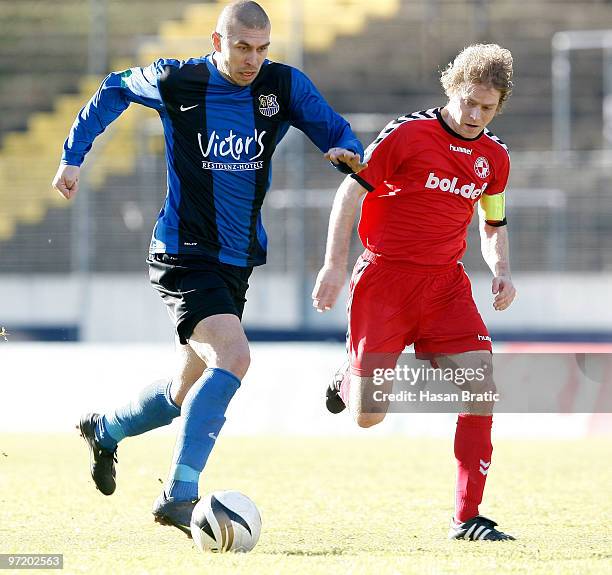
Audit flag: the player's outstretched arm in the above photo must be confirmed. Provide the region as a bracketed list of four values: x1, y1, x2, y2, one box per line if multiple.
[52, 164, 80, 200]
[312, 176, 367, 312]
[286, 68, 364, 174]
[58, 62, 167, 172]
[479, 218, 516, 311]
[52, 62, 168, 202]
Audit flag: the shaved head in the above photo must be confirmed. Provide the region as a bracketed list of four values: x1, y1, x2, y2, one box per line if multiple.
[212, 1, 271, 86]
[216, 1, 270, 36]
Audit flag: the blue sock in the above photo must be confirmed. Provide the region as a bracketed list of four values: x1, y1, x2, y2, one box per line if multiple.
[166, 367, 241, 501]
[94, 378, 181, 451]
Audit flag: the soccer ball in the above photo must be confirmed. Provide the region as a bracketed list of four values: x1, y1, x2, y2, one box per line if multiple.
[190, 490, 262, 553]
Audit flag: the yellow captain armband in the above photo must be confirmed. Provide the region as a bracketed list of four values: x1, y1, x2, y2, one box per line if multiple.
[480, 191, 506, 223]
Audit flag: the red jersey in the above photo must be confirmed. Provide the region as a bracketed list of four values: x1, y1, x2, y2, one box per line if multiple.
[353, 107, 510, 267]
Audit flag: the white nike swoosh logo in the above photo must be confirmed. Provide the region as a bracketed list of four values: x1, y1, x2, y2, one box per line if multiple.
[180, 104, 199, 112]
[208, 432, 217, 440]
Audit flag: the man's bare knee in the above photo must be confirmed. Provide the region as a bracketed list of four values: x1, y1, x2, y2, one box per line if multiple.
[189, 314, 251, 379]
[230, 348, 251, 379]
[470, 375, 497, 396]
[190, 341, 250, 379]
[464, 375, 496, 415]
[354, 412, 386, 428]
[349, 373, 391, 428]
[435, 351, 496, 415]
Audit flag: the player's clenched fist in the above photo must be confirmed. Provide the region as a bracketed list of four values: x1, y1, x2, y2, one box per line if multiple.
[52, 164, 80, 200]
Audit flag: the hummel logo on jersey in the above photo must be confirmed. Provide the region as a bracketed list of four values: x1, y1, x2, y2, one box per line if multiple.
[449, 144, 473, 155]
[179, 104, 199, 112]
[425, 172, 488, 199]
[479, 459, 491, 476]
[478, 334, 492, 342]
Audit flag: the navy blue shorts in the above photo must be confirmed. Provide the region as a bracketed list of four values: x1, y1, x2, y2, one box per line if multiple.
[148, 254, 253, 345]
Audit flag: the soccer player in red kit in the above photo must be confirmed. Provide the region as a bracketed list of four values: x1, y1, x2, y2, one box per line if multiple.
[312, 44, 517, 541]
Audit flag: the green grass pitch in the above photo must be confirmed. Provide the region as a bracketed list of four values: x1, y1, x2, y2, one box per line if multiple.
[1, 434, 610, 574]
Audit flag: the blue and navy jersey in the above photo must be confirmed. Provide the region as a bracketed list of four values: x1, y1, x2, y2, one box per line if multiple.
[62, 54, 363, 267]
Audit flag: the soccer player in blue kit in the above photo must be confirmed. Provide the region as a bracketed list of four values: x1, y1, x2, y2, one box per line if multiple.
[52, 0, 365, 536]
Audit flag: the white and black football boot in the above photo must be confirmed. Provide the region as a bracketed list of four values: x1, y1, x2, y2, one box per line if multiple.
[448, 515, 515, 541]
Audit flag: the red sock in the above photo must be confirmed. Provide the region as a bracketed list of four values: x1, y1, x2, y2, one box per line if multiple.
[454, 414, 493, 522]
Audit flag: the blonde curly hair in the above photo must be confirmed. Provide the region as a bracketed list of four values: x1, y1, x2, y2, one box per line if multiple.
[440, 44, 514, 111]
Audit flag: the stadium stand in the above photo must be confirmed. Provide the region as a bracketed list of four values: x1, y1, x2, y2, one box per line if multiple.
[1, 0, 611, 274]
[0, 0, 400, 270]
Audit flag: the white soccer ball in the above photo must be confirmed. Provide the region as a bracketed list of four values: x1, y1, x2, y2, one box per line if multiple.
[190, 490, 262, 553]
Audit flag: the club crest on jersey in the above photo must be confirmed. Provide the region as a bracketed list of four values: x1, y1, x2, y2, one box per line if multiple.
[474, 156, 490, 179]
[258, 94, 279, 117]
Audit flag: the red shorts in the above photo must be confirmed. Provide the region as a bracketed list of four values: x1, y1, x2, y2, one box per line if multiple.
[348, 250, 492, 376]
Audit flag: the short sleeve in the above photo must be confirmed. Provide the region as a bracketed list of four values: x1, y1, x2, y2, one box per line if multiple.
[351, 118, 411, 191]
